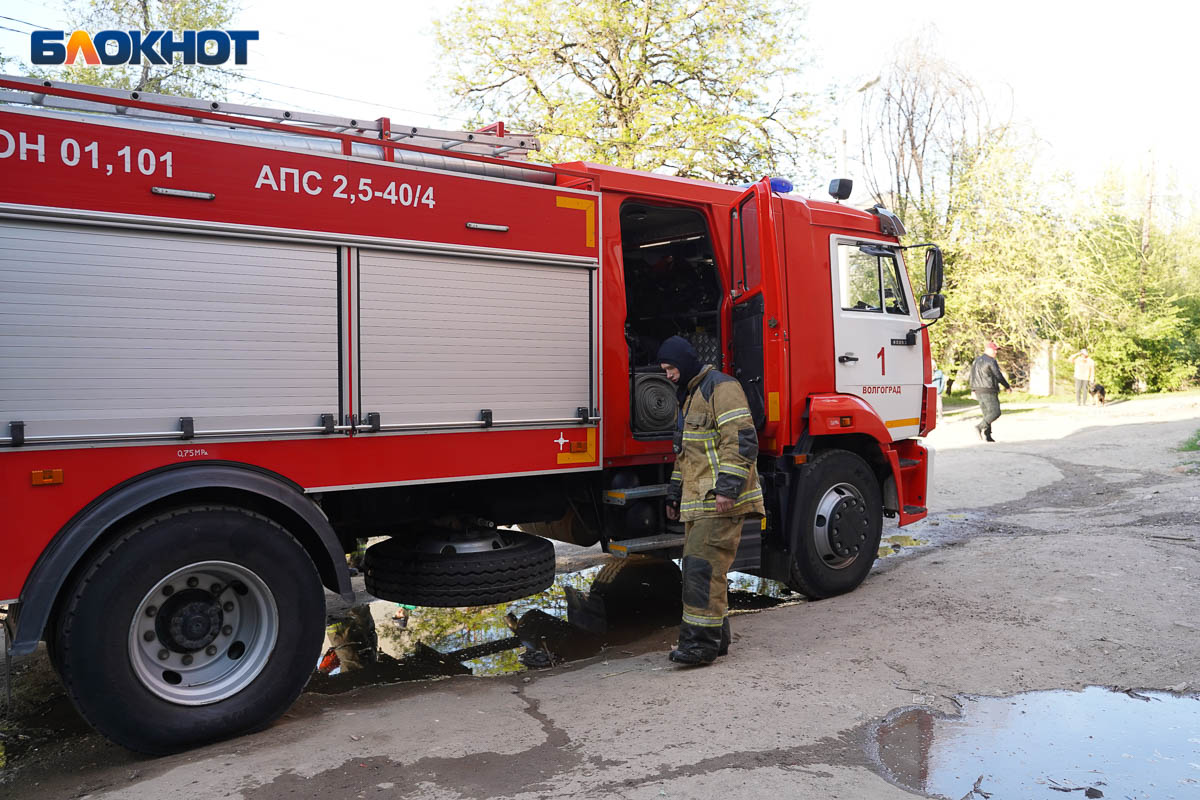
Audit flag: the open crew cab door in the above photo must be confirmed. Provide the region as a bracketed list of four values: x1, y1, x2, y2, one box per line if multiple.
[729, 177, 788, 446]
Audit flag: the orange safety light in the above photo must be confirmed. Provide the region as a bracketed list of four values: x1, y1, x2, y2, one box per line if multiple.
[839, 416, 853, 427]
[31, 468, 64, 486]
[570, 440, 587, 453]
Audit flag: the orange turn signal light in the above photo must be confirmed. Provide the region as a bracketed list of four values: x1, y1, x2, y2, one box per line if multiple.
[793, 454, 808, 465]
[31, 468, 64, 486]
[839, 416, 853, 427]
[570, 441, 587, 453]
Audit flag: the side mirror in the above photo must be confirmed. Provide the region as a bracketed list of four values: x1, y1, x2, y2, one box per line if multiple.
[920, 293, 945, 320]
[925, 247, 944, 294]
[924, 248, 944, 294]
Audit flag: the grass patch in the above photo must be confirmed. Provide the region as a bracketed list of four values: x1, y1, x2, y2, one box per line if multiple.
[941, 393, 976, 409]
[1180, 429, 1200, 452]
[942, 391, 1071, 409]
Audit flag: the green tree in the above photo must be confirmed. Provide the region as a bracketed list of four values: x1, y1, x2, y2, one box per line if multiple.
[1068, 179, 1200, 392]
[33, 0, 240, 98]
[858, 39, 1080, 381]
[858, 36, 1002, 237]
[434, 0, 822, 182]
[861, 37, 1200, 395]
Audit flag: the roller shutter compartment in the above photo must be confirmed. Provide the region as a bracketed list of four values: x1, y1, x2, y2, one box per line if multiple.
[358, 248, 594, 427]
[0, 221, 340, 441]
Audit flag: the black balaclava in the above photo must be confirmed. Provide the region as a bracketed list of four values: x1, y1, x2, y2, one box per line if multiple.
[656, 335, 702, 403]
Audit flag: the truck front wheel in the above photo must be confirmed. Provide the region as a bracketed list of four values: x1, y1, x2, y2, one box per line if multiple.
[54, 505, 324, 754]
[786, 450, 883, 599]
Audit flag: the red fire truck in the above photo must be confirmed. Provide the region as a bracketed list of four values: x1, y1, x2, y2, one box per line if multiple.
[0, 76, 943, 753]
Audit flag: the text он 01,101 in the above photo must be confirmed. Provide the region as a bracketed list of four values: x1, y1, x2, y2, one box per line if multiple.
[0, 130, 173, 177]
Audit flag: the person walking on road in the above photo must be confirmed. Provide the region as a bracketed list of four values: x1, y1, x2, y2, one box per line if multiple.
[1070, 348, 1097, 405]
[657, 335, 765, 666]
[970, 341, 1011, 442]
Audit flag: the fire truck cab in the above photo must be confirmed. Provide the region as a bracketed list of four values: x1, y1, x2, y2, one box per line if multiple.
[0, 76, 944, 753]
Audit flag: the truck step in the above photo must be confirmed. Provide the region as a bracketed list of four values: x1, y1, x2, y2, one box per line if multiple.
[899, 458, 920, 467]
[603, 485, 669, 505]
[903, 505, 927, 515]
[607, 533, 686, 557]
[607, 519, 764, 560]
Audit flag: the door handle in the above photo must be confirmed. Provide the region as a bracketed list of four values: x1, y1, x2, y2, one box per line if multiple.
[838, 354, 859, 364]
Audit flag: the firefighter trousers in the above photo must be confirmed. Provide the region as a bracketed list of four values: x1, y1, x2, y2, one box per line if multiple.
[680, 515, 745, 628]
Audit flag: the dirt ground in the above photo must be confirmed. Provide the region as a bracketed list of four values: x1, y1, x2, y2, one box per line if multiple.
[2, 392, 1198, 799]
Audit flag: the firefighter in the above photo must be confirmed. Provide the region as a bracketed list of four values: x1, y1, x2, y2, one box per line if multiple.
[657, 336, 765, 665]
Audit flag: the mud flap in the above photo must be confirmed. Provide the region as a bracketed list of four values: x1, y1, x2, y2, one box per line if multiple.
[882, 473, 899, 515]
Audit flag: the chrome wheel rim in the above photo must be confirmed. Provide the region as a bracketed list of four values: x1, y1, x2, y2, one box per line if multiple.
[812, 482, 870, 570]
[128, 561, 278, 705]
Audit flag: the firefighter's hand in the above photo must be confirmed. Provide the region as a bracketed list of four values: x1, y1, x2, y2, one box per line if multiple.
[665, 503, 679, 521]
[714, 494, 735, 514]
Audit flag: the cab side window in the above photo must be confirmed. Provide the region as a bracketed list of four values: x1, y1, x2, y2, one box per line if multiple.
[839, 244, 882, 311]
[838, 243, 908, 314]
[733, 195, 763, 294]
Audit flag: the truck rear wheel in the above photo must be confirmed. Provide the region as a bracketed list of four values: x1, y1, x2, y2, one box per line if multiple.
[54, 505, 324, 754]
[786, 450, 882, 599]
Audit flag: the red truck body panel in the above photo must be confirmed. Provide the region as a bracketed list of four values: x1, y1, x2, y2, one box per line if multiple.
[0, 78, 933, 608]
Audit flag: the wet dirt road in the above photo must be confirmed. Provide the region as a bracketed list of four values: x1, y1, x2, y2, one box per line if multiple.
[2, 393, 1199, 799]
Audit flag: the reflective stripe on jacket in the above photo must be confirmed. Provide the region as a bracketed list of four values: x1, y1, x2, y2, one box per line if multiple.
[668, 365, 766, 521]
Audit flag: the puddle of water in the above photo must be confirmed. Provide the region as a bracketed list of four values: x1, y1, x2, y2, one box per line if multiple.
[311, 559, 802, 692]
[878, 534, 929, 559]
[311, 567, 605, 691]
[727, 571, 801, 609]
[311, 558, 697, 691]
[872, 686, 1200, 799]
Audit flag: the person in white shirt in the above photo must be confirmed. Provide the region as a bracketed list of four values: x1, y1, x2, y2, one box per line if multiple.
[1069, 349, 1096, 406]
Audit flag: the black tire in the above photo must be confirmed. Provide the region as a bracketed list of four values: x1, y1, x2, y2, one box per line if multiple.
[786, 449, 883, 599]
[364, 530, 555, 607]
[55, 505, 325, 755]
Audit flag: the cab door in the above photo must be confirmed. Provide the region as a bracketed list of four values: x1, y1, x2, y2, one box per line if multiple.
[729, 178, 788, 444]
[829, 237, 922, 438]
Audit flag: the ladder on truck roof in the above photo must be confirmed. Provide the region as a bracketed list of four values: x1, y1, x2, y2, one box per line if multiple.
[0, 74, 541, 162]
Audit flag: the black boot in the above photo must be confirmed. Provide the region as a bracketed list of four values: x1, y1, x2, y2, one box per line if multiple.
[718, 617, 730, 657]
[669, 622, 721, 666]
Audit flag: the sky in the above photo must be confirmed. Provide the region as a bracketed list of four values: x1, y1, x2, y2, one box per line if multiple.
[1, 0, 1194, 208]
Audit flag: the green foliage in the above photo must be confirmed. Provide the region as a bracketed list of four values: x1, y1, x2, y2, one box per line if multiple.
[1066, 180, 1200, 393]
[31, 0, 239, 98]
[434, 0, 822, 182]
[862, 39, 1200, 393]
[1180, 428, 1200, 452]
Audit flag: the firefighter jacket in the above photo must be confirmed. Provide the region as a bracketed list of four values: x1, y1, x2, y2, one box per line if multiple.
[668, 365, 766, 521]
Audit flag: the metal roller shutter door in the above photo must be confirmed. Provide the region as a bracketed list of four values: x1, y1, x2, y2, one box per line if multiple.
[358, 249, 593, 427]
[0, 220, 340, 440]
